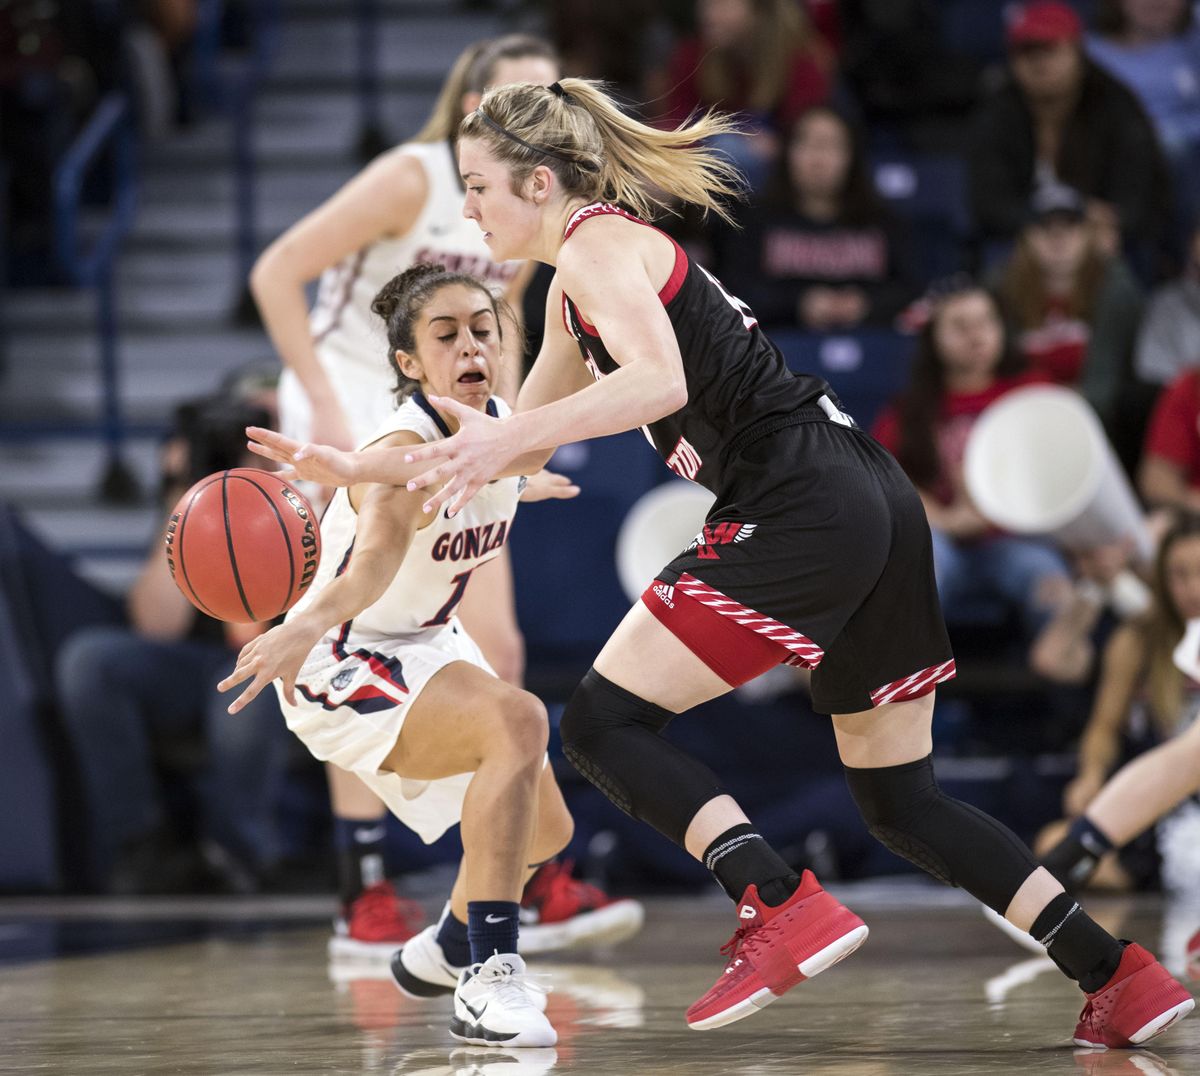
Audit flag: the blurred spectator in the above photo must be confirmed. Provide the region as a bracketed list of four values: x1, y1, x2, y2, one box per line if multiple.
[542, 0, 666, 99]
[653, 0, 832, 189]
[969, 1, 1171, 275]
[1032, 513, 1200, 891]
[0, 0, 122, 282]
[1136, 220, 1200, 386]
[1088, 0, 1200, 160]
[124, 0, 199, 135]
[1089, 0, 1200, 236]
[873, 281, 1075, 659]
[708, 105, 917, 330]
[55, 379, 293, 893]
[992, 183, 1144, 433]
[838, 0, 983, 152]
[1139, 364, 1200, 513]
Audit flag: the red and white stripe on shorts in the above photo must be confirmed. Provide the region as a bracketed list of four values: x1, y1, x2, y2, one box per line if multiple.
[869, 659, 957, 707]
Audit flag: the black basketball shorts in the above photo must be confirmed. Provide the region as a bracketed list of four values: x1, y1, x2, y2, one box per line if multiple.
[643, 403, 955, 715]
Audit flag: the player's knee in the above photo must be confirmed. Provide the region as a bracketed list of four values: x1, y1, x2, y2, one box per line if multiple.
[844, 756, 956, 886]
[559, 668, 673, 753]
[488, 688, 548, 762]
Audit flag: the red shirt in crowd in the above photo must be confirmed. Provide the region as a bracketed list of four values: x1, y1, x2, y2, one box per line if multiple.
[1144, 368, 1200, 490]
[1017, 296, 1090, 386]
[661, 38, 830, 132]
[872, 372, 1048, 506]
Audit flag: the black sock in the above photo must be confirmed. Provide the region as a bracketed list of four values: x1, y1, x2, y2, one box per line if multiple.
[1030, 892, 1125, 992]
[1041, 817, 1115, 893]
[703, 824, 800, 906]
[334, 817, 387, 906]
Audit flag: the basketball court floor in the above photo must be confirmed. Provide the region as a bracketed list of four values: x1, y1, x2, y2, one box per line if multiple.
[3, 880, 1198, 1074]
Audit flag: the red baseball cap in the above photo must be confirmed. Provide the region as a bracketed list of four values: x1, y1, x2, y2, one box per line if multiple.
[1007, 2, 1083, 47]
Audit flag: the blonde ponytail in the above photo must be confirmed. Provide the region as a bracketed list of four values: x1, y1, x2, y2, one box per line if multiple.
[461, 78, 746, 223]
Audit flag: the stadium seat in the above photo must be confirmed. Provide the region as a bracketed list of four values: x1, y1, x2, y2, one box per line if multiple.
[773, 328, 913, 431]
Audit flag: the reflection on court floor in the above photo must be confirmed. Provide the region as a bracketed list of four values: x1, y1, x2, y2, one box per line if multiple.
[1, 883, 1197, 1074]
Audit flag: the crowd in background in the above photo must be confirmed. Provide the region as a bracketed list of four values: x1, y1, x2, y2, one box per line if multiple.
[4, 0, 1200, 897]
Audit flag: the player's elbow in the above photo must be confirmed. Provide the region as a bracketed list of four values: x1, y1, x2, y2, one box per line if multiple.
[660, 373, 688, 416]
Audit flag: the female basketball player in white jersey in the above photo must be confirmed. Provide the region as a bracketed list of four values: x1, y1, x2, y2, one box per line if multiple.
[254, 79, 1193, 1050]
[222, 265, 583, 1047]
[249, 37, 616, 958]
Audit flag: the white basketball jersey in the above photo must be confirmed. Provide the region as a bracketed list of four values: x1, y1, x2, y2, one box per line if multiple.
[309, 140, 521, 380]
[289, 392, 521, 644]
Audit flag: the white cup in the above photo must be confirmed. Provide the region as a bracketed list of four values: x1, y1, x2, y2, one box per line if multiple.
[963, 384, 1152, 561]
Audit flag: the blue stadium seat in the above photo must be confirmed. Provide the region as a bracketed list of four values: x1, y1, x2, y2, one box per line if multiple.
[773, 329, 914, 431]
[872, 152, 970, 282]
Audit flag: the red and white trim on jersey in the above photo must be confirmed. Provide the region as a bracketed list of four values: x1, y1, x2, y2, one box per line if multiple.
[869, 659, 957, 707]
[560, 203, 689, 334]
[642, 571, 825, 687]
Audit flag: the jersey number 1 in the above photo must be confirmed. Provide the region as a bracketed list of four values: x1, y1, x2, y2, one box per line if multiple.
[421, 568, 476, 628]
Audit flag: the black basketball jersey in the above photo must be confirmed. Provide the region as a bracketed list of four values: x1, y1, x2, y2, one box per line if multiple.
[560, 203, 831, 491]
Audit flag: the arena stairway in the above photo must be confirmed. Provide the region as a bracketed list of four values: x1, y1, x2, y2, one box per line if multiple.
[0, 0, 507, 596]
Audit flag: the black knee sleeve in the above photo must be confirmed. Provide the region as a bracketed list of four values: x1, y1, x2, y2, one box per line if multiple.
[559, 669, 726, 847]
[844, 756, 1038, 912]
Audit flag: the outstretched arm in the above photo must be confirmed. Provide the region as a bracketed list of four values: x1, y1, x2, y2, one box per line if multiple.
[402, 231, 687, 514]
[219, 433, 428, 712]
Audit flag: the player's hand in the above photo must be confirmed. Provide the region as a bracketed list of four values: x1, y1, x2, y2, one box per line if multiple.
[218, 620, 320, 713]
[402, 396, 516, 516]
[246, 426, 360, 487]
[520, 469, 580, 503]
[1063, 771, 1104, 818]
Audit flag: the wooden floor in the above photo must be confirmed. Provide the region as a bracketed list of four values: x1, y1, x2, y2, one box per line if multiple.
[1, 882, 1197, 1075]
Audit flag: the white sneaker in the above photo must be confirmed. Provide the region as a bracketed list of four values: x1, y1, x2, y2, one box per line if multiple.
[392, 924, 461, 998]
[451, 953, 557, 1048]
[982, 903, 1049, 955]
[392, 918, 548, 1011]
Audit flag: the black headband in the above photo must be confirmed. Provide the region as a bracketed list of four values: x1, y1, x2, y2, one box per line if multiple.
[473, 108, 599, 172]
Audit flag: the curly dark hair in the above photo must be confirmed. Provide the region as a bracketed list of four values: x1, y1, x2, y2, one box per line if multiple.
[370, 264, 514, 401]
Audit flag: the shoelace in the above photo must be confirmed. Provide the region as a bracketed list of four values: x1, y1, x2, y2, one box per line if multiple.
[472, 961, 553, 1008]
[718, 918, 778, 966]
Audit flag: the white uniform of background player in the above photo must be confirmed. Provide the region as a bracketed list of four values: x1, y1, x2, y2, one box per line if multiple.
[279, 394, 522, 842]
[278, 141, 521, 447]
[248, 37, 563, 947]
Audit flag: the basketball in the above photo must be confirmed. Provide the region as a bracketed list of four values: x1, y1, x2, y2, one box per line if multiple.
[163, 467, 322, 624]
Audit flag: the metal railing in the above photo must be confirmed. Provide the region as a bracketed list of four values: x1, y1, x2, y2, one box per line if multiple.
[52, 92, 141, 502]
[194, 0, 282, 317]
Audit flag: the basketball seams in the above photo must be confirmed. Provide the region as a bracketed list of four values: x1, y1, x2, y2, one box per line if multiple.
[221, 473, 258, 622]
[234, 473, 297, 619]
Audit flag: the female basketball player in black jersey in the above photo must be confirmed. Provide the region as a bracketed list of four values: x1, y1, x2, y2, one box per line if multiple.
[248, 78, 1193, 1049]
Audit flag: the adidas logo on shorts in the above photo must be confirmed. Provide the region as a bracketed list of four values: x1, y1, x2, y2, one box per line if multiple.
[652, 583, 676, 609]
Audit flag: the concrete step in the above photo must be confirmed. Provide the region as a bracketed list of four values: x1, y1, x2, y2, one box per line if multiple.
[0, 438, 164, 508]
[0, 327, 275, 422]
[267, 13, 504, 85]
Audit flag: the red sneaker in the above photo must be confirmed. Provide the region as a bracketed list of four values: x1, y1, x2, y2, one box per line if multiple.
[328, 880, 425, 960]
[1186, 928, 1200, 982]
[1073, 943, 1194, 1049]
[519, 860, 644, 953]
[686, 870, 868, 1031]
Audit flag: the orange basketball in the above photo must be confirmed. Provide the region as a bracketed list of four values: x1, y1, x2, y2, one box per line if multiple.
[164, 468, 322, 624]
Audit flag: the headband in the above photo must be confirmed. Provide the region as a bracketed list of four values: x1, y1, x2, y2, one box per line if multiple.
[473, 107, 600, 173]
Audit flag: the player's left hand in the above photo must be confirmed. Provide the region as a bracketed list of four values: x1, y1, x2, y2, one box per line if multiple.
[402, 396, 516, 516]
[218, 620, 320, 713]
